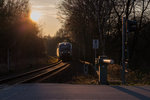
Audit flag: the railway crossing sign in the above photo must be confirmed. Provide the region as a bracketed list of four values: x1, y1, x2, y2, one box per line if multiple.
[93, 39, 99, 49]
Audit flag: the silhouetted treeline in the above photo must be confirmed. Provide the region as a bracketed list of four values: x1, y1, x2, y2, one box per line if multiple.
[58, 0, 150, 69]
[0, 0, 46, 69]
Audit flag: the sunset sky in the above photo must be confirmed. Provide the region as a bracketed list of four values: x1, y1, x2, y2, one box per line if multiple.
[30, 0, 62, 36]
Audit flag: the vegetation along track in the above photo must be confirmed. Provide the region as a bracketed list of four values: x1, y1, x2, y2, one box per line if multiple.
[0, 60, 70, 85]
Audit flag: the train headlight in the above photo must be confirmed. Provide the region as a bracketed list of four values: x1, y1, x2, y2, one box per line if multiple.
[68, 51, 71, 54]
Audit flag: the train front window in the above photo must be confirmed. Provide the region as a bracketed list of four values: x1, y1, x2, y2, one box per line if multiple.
[59, 45, 71, 51]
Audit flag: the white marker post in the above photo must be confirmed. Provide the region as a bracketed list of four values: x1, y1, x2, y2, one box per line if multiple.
[93, 39, 99, 69]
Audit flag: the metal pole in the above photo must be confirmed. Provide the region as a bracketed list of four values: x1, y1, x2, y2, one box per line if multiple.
[122, 17, 126, 84]
[95, 48, 96, 69]
[97, 2, 103, 55]
[126, 21, 129, 70]
[7, 48, 10, 71]
[99, 64, 100, 84]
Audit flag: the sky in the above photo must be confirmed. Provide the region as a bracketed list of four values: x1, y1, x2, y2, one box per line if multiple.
[30, 0, 62, 36]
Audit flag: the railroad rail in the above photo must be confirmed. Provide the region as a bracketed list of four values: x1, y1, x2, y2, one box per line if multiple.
[0, 60, 70, 85]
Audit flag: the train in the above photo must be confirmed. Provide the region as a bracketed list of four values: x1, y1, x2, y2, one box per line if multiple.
[56, 42, 72, 61]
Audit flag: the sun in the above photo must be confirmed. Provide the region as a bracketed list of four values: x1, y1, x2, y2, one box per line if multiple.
[30, 11, 41, 22]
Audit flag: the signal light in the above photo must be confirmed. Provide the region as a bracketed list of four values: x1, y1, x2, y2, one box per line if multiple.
[127, 20, 137, 32]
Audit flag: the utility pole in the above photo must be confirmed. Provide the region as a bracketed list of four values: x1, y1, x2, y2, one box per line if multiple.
[122, 17, 126, 84]
[122, 16, 137, 84]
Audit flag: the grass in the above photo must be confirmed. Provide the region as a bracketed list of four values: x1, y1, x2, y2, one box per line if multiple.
[107, 64, 150, 85]
[70, 75, 98, 85]
[0, 56, 59, 77]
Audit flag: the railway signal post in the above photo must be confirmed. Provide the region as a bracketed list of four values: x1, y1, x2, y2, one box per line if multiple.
[122, 17, 137, 84]
[122, 17, 126, 84]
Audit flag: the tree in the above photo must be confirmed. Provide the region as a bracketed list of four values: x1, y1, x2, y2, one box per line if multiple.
[0, 0, 46, 67]
[58, 0, 113, 61]
[58, 0, 150, 66]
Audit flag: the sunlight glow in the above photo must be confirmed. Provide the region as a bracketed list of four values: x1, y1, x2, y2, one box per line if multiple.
[30, 11, 41, 22]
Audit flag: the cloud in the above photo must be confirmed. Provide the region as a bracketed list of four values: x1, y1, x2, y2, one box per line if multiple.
[30, 0, 62, 35]
[48, 4, 56, 8]
[30, 0, 60, 7]
[32, 4, 55, 9]
[32, 5, 46, 8]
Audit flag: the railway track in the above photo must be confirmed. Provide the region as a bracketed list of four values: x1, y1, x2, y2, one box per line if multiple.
[0, 61, 70, 85]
